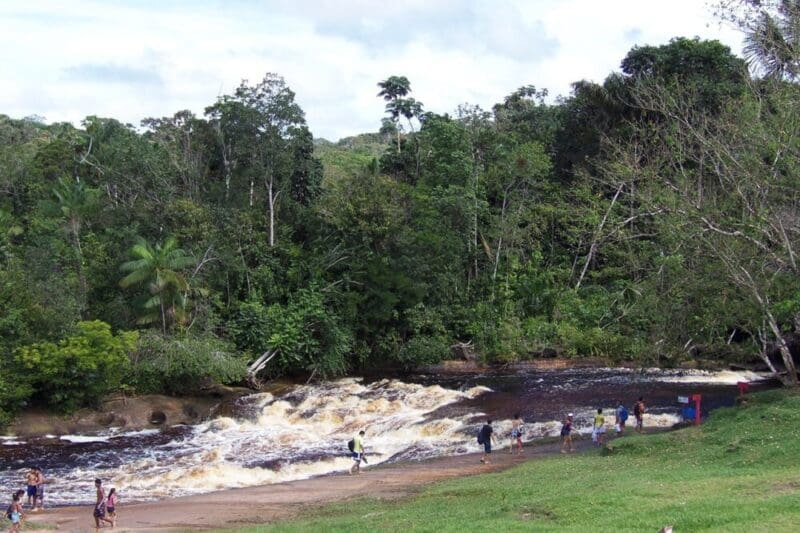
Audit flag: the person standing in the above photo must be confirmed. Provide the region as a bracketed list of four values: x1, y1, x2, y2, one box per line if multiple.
[34, 467, 44, 512]
[615, 401, 629, 435]
[24, 469, 37, 510]
[560, 413, 575, 453]
[593, 408, 606, 446]
[93, 479, 113, 529]
[509, 413, 524, 455]
[349, 430, 366, 475]
[479, 419, 495, 464]
[634, 397, 646, 433]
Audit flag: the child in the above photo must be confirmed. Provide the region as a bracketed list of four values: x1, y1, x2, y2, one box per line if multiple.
[560, 413, 575, 453]
[7, 491, 24, 533]
[509, 413, 524, 455]
[106, 488, 118, 528]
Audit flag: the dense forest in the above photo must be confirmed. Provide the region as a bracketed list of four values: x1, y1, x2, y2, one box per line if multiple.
[0, 1, 798, 423]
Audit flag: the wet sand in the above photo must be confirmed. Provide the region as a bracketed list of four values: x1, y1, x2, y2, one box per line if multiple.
[26, 437, 597, 532]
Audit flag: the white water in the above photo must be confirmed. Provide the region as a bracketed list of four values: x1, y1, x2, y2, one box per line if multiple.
[0, 369, 769, 505]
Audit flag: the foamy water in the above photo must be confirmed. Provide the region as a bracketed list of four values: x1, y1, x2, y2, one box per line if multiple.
[0, 369, 771, 505]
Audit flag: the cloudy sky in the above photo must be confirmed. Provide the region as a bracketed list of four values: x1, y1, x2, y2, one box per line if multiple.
[1, 0, 743, 140]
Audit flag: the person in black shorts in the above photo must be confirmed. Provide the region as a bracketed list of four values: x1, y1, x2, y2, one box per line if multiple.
[479, 420, 495, 464]
[93, 479, 113, 528]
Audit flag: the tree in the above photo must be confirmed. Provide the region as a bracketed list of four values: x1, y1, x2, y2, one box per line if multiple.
[378, 76, 425, 153]
[52, 177, 99, 315]
[620, 80, 800, 385]
[715, 0, 800, 80]
[206, 74, 313, 247]
[119, 237, 196, 333]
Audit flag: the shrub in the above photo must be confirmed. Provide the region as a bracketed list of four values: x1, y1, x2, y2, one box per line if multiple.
[14, 321, 138, 412]
[129, 332, 248, 395]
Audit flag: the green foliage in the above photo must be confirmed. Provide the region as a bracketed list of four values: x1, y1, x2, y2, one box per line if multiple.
[13, 321, 138, 412]
[230, 289, 353, 377]
[129, 332, 247, 395]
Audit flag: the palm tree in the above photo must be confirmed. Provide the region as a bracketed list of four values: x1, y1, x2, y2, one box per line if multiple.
[120, 237, 196, 333]
[378, 76, 412, 153]
[742, 0, 800, 80]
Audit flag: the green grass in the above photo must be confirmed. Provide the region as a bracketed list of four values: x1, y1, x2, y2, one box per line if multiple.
[232, 390, 800, 532]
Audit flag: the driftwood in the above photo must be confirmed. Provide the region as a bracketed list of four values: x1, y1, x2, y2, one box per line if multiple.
[247, 349, 278, 388]
[451, 340, 478, 362]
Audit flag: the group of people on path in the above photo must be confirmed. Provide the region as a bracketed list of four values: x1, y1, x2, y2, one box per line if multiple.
[348, 398, 646, 473]
[5, 469, 119, 531]
[590, 397, 646, 447]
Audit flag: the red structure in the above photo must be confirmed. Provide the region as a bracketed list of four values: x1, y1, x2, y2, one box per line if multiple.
[737, 381, 750, 396]
[691, 394, 702, 425]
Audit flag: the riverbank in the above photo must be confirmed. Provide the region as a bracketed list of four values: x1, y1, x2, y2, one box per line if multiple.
[5, 386, 252, 437]
[26, 436, 596, 532]
[232, 389, 800, 532]
[23, 390, 799, 531]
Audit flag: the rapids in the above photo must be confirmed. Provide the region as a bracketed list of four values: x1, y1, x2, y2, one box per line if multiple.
[0, 368, 772, 506]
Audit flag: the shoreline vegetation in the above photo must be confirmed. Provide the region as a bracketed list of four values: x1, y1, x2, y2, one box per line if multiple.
[24, 390, 800, 532]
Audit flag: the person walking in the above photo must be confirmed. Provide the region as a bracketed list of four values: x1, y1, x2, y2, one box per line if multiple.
[106, 488, 118, 528]
[509, 413, 524, 455]
[349, 430, 366, 475]
[593, 408, 606, 446]
[479, 419, 495, 464]
[560, 413, 575, 453]
[615, 401, 629, 435]
[634, 397, 646, 433]
[93, 479, 113, 529]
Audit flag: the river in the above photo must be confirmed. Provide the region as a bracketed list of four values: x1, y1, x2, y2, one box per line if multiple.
[0, 367, 773, 506]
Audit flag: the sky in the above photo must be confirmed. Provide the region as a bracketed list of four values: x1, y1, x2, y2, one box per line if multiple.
[0, 0, 744, 141]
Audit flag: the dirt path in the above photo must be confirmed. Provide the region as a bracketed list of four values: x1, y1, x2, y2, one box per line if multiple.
[26, 437, 597, 532]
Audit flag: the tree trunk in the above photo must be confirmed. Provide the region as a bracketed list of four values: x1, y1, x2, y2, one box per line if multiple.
[71, 221, 87, 317]
[267, 177, 278, 247]
[575, 183, 624, 289]
[765, 307, 798, 386]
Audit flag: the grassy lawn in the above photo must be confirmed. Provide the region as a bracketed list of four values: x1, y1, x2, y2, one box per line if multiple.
[232, 390, 800, 532]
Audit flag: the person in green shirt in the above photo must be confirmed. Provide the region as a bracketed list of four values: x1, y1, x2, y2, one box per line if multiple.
[350, 430, 366, 475]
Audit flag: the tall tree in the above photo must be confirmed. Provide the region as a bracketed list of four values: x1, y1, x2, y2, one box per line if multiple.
[377, 76, 420, 153]
[206, 74, 311, 247]
[52, 177, 98, 315]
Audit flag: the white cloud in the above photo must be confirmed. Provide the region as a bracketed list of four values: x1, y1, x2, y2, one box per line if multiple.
[0, 0, 744, 140]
